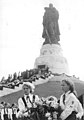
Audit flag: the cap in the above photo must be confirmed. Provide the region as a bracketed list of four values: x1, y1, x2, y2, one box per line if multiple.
[23, 82, 35, 90]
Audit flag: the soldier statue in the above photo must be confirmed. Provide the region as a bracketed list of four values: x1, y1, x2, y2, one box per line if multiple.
[42, 3, 60, 45]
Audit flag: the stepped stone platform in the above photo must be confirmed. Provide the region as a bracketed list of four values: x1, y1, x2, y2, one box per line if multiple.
[34, 44, 69, 74]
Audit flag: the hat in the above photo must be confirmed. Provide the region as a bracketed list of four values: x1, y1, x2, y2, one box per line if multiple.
[23, 82, 35, 90]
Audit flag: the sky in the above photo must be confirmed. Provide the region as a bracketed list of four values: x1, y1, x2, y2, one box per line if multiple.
[0, 0, 84, 80]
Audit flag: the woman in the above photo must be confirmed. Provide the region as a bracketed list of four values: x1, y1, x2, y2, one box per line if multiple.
[59, 79, 84, 120]
[16, 82, 40, 119]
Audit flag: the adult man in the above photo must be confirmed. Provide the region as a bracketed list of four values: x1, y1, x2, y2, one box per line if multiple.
[42, 3, 60, 45]
[16, 82, 40, 119]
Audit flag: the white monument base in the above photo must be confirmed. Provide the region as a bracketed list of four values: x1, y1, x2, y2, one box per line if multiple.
[34, 44, 69, 74]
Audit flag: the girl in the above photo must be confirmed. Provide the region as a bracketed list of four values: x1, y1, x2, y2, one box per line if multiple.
[59, 79, 84, 120]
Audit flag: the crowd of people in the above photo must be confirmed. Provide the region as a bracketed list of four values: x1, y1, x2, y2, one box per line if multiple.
[0, 66, 50, 90]
[0, 79, 84, 120]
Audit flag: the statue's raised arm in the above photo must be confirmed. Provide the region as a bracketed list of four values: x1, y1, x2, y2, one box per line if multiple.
[42, 3, 60, 45]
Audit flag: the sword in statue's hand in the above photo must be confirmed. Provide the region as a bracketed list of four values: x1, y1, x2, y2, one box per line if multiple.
[45, 28, 52, 45]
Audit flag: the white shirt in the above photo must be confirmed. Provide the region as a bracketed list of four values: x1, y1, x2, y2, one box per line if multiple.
[16, 93, 40, 118]
[1, 108, 16, 120]
[60, 91, 84, 120]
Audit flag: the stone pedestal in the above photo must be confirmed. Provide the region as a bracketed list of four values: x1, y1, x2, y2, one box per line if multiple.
[34, 44, 69, 74]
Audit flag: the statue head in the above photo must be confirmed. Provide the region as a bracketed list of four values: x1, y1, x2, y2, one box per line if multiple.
[49, 3, 53, 8]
